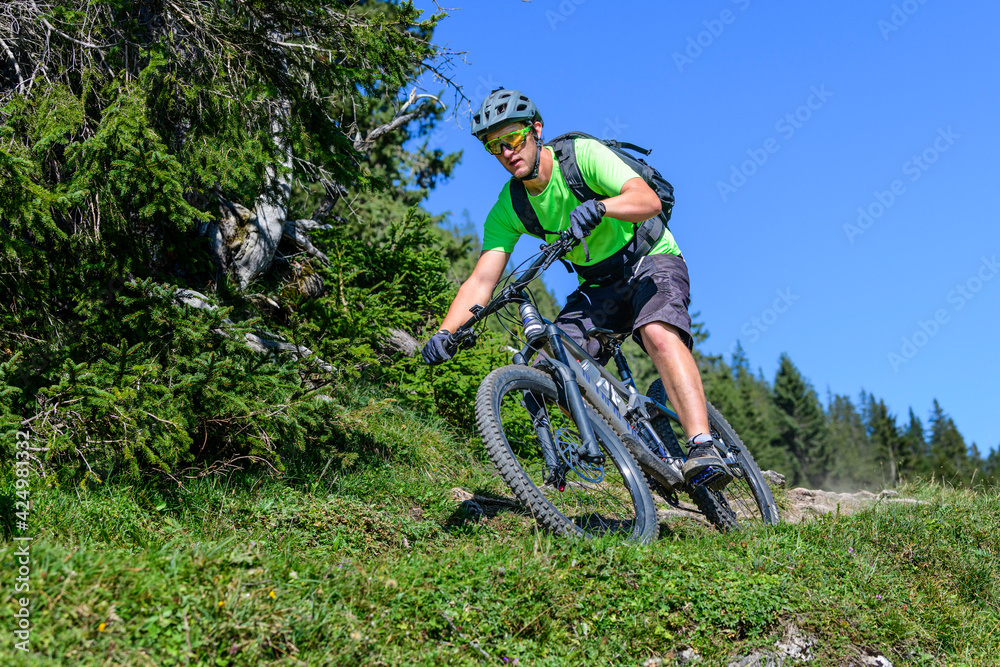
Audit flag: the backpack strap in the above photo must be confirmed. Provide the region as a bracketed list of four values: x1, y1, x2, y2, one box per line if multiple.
[509, 132, 667, 256]
[548, 133, 600, 204]
[509, 133, 591, 239]
[509, 179, 553, 239]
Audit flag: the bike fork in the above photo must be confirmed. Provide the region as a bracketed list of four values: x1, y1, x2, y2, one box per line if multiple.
[521, 391, 561, 474]
[546, 330, 605, 464]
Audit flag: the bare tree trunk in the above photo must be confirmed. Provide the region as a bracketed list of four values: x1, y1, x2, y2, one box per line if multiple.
[204, 102, 293, 289]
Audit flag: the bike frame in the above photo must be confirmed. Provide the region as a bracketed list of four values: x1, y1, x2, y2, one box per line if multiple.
[451, 235, 725, 494]
[514, 320, 691, 492]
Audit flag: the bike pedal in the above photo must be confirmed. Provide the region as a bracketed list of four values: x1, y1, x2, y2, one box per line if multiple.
[690, 466, 732, 491]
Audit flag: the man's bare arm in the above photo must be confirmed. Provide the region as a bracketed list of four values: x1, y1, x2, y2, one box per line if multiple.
[438, 249, 510, 333]
[600, 177, 662, 223]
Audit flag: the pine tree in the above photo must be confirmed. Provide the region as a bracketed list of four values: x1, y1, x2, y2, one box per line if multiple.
[0, 0, 469, 479]
[722, 345, 787, 475]
[865, 397, 903, 488]
[823, 393, 877, 490]
[928, 399, 971, 484]
[772, 354, 828, 487]
[899, 408, 931, 480]
[967, 442, 985, 487]
[983, 447, 1000, 487]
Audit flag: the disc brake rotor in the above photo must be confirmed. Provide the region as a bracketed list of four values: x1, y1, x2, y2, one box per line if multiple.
[553, 427, 605, 484]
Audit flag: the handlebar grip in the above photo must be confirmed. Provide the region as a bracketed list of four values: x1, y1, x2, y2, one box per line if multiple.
[447, 330, 478, 350]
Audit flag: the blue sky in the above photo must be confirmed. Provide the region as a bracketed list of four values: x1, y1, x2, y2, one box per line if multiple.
[411, 1, 1000, 454]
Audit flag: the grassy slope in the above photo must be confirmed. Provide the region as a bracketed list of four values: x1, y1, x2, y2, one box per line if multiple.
[2, 397, 998, 666]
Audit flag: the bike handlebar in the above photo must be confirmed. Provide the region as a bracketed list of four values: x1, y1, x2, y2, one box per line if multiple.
[447, 230, 579, 347]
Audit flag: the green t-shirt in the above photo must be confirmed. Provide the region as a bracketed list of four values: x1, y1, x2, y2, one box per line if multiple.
[482, 137, 681, 277]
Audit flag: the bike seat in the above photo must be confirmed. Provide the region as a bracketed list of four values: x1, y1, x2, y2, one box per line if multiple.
[585, 326, 630, 346]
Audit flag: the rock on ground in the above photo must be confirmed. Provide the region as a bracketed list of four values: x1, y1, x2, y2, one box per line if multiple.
[781, 487, 928, 525]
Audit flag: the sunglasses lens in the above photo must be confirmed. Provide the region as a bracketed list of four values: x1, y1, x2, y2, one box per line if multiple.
[506, 130, 528, 151]
[484, 127, 530, 155]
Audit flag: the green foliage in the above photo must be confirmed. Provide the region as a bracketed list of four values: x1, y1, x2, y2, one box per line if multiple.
[772, 354, 828, 487]
[5, 409, 1000, 666]
[0, 0, 468, 483]
[928, 399, 972, 483]
[823, 393, 879, 490]
[396, 330, 512, 430]
[285, 209, 458, 382]
[5, 280, 347, 483]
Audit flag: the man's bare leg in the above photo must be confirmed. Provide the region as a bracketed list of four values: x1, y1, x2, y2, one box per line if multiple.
[638, 321, 708, 439]
[639, 321, 731, 488]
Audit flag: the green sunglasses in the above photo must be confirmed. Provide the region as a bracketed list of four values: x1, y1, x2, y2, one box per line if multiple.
[483, 126, 533, 155]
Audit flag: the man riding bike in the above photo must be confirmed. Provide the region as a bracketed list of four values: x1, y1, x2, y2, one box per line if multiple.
[421, 88, 731, 489]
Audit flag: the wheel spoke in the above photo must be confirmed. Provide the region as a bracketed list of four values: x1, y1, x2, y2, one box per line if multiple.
[645, 379, 780, 531]
[477, 366, 657, 542]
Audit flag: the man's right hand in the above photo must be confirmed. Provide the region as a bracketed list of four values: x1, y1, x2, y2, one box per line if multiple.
[421, 330, 455, 365]
[567, 199, 606, 261]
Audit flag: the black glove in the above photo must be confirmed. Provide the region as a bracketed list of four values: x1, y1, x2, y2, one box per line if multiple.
[421, 330, 455, 366]
[568, 199, 606, 261]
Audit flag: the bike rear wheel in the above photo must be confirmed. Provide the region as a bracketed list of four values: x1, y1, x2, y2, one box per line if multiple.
[647, 379, 780, 531]
[476, 365, 658, 543]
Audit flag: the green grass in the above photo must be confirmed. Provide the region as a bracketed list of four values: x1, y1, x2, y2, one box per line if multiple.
[2, 397, 999, 666]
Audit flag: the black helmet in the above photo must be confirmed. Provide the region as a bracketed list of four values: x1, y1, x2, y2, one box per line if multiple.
[471, 88, 542, 139]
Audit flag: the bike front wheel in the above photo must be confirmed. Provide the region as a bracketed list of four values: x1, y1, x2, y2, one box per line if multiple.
[647, 379, 780, 531]
[476, 365, 658, 543]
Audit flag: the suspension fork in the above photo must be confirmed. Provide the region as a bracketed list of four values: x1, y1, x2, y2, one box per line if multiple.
[545, 326, 604, 464]
[521, 390, 560, 472]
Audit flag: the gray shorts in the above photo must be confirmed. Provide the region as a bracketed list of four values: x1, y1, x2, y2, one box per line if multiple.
[554, 253, 693, 365]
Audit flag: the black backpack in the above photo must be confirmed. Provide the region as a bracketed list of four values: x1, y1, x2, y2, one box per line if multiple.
[509, 132, 675, 246]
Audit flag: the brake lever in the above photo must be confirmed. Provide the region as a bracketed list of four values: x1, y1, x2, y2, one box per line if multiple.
[540, 234, 577, 270]
[447, 330, 478, 351]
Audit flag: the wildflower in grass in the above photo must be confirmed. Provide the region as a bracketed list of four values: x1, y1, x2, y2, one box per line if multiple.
[848, 547, 854, 554]
[218, 601, 225, 608]
[98, 623, 106, 632]
[269, 590, 277, 599]
[876, 594, 883, 600]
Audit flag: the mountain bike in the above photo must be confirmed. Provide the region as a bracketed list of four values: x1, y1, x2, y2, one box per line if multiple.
[448, 230, 779, 543]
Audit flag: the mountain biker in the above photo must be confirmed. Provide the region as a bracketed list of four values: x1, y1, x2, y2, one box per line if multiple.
[421, 88, 731, 489]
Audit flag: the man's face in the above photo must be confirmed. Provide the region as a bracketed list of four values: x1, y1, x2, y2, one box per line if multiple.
[484, 122, 540, 179]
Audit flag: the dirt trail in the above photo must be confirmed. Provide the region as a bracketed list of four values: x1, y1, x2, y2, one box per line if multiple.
[451, 473, 927, 530]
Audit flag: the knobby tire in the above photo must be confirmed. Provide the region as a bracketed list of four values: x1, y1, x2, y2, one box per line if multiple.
[647, 379, 780, 531]
[476, 365, 659, 543]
